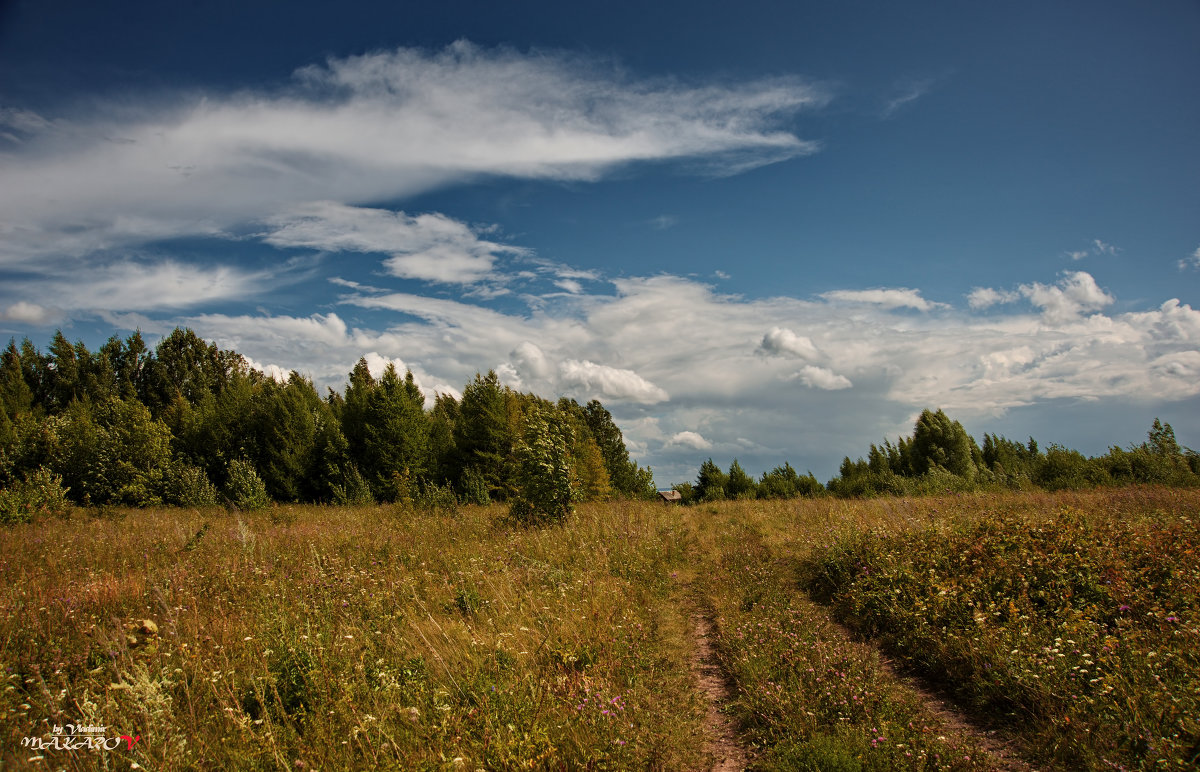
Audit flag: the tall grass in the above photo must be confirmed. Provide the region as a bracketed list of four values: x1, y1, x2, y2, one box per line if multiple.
[1, 501, 704, 770]
[3, 488, 1196, 770]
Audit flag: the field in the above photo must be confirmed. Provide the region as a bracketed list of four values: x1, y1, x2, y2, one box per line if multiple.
[2, 488, 1197, 770]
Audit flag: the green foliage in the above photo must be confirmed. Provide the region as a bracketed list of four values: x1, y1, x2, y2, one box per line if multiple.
[803, 506, 1200, 769]
[330, 462, 374, 506]
[458, 466, 491, 505]
[161, 460, 220, 507]
[1037, 444, 1110, 490]
[3, 331, 656, 510]
[725, 459, 757, 500]
[54, 397, 173, 506]
[414, 480, 459, 514]
[670, 481, 696, 504]
[694, 458, 728, 502]
[244, 373, 325, 501]
[343, 361, 431, 501]
[910, 408, 978, 480]
[223, 458, 271, 511]
[452, 371, 514, 501]
[509, 402, 576, 524]
[758, 463, 823, 499]
[0, 467, 71, 524]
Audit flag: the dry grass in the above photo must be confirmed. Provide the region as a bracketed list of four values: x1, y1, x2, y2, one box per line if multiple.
[3, 488, 1196, 770]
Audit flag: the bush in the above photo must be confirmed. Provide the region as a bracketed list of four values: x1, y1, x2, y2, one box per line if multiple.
[224, 459, 271, 511]
[0, 467, 71, 524]
[458, 466, 491, 506]
[509, 404, 575, 525]
[161, 461, 220, 507]
[414, 480, 458, 514]
[331, 463, 374, 506]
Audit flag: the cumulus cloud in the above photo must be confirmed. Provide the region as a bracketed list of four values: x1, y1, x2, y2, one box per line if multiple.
[967, 287, 1019, 310]
[820, 287, 938, 311]
[170, 267, 1200, 485]
[759, 326, 819, 358]
[667, 431, 712, 450]
[511, 341, 555, 380]
[790, 365, 853, 390]
[969, 271, 1114, 322]
[1019, 271, 1114, 322]
[0, 301, 53, 324]
[558, 359, 669, 404]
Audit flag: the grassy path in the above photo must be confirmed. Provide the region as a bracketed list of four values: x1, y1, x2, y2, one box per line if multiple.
[678, 501, 1035, 771]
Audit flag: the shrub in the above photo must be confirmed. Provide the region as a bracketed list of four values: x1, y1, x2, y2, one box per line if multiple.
[509, 403, 575, 525]
[458, 466, 491, 506]
[0, 467, 71, 524]
[331, 463, 374, 506]
[161, 461, 220, 507]
[223, 458, 271, 511]
[414, 480, 458, 514]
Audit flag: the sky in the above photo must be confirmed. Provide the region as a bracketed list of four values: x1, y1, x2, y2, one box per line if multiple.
[1, 0, 1198, 485]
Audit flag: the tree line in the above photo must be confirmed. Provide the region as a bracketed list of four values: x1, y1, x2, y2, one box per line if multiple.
[0, 328, 655, 520]
[673, 408, 1200, 503]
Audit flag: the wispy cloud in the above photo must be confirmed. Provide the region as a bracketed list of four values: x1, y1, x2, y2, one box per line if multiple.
[882, 78, 935, 117]
[1179, 245, 1200, 271]
[0, 42, 825, 272]
[264, 202, 527, 285]
[1093, 239, 1120, 256]
[820, 287, 940, 311]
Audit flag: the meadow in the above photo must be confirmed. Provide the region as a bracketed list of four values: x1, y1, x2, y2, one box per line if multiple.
[2, 488, 1197, 770]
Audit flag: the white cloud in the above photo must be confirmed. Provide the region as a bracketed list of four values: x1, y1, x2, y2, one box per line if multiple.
[820, 287, 939, 311]
[970, 272, 1114, 322]
[511, 341, 555, 380]
[759, 326, 819, 358]
[558, 359, 669, 404]
[0, 42, 824, 272]
[1019, 271, 1113, 322]
[1179, 246, 1200, 271]
[157, 266, 1198, 486]
[0, 301, 53, 324]
[967, 287, 1019, 310]
[264, 202, 525, 285]
[0, 259, 264, 321]
[882, 78, 934, 117]
[649, 214, 678, 230]
[1067, 250, 1089, 261]
[791, 365, 853, 390]
[667, 431, 712, 450]
[1092, 239, 1119, 256]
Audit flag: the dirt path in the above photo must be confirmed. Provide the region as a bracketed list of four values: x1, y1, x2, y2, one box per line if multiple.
[871, 650, 1038, 772]
[689, 613, 750, 772]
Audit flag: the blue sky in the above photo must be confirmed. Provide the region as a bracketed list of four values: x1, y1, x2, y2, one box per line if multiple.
[1, 0, 1197, 484]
